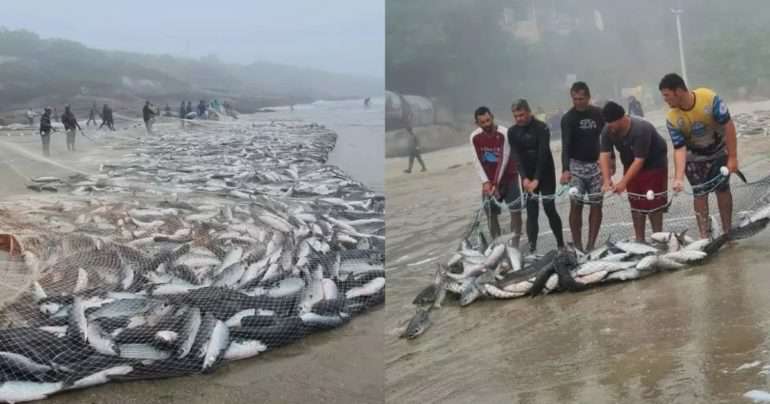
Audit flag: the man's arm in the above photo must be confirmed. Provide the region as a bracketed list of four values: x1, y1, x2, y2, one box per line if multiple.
[712, 93, 737, 172]
[615, 157, 645, 193]
[497, 130, 511, 186]
[670, 146, 686, 193]
[508, 133, 526, 179]
[599, 152, 613, 190]
[724, 119, 738, 172]
[470, 132, 490, 184]
[534, 124, 551, 182]
[560, 114, 572, 173]
[665, 118, 687, 191]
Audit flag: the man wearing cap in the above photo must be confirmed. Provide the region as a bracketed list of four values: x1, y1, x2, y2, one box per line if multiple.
[599, 101, 669, 242]
[659, 73, 737, 239]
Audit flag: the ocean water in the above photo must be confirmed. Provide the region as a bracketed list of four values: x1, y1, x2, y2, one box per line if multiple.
[265, 97, 384, 193]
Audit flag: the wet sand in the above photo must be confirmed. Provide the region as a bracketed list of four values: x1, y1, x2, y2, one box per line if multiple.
[385, 101, 770, 403]
[0, 117, 384, 404]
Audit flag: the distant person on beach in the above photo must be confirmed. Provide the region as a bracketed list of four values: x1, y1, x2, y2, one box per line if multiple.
[143, 101, 157, 134]
[198, 100, 207, 119]
[53, 107, 59, 122]
[61, 105, 81, 152]
[628, 95, 644, 117]
[99, 104, 115, 131]
[26, 110, 35, 126]
[164, 104, 172, 117]
[39, 107, 54, 157]
[180, 101, 187, 128]
[364, 97, 371, 108]
[403, 124, 426, 174]
[86, 102, 98, 127]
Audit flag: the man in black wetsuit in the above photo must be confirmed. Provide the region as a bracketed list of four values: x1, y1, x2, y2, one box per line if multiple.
[508, 99, 565, 254]
[560, 82, 604, 252]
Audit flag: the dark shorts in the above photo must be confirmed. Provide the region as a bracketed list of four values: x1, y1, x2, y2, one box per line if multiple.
[627, 167, 668, 211]
[685, 153, 730, 195]
[483, 180, 523, 215]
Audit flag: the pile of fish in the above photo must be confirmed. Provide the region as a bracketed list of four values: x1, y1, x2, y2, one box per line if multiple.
[25, 121, 358, 199]
[0, 117, 385, 402]
[734, 110, 770, 137]
[401, 200, 770, 340]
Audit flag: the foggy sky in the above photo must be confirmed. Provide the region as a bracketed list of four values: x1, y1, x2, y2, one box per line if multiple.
[3, 0, 383, 79]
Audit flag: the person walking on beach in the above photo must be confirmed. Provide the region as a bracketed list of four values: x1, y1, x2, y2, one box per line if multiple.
[198, 100, 207, 119]
[403, 124, 427, 173]
[180, 101, 187, 128]
[628, 95, 644, 117]
[99, 104, 115, 131]
[39, 107, 54, 157]
[26, 110, 35, 126]
[143, 101, 157, 134]
[86, 102, 98, 127]
[61, 105, 81, 152]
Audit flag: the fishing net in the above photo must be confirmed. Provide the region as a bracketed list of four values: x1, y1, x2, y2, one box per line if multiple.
[0, 119, 384, 401]
[466, 157, 770, 255]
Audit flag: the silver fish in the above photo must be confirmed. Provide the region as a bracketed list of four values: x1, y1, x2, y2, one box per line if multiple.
[345, 277, 385, 299]
[202, 320, 229, 371]
[400, 309, 432, 339]
[614, 241, 659, 255]
[0, 381, 64, 403]
[178, 307, 202, 358]
[223, 339, 267, 361]
[69, 366, 133, 390]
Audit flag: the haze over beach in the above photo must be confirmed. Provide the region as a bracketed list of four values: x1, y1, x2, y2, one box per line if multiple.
[0, 1, 385, 403]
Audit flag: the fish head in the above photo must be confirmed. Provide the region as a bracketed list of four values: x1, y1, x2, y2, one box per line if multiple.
[459, 281, 482, 306]
[402, 310, 431, 339]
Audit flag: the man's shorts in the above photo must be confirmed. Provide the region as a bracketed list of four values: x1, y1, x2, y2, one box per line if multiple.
[685, 152, 730, 195]
[627, 167, 668, 212]
[568, 159, 603, 205]
[483, 180, 523, 215]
